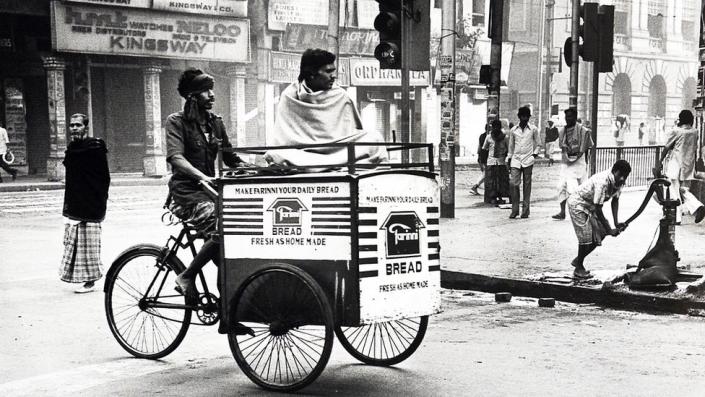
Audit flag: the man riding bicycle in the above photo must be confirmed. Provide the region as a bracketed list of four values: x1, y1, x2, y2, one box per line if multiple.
[166, 68, 251, 333]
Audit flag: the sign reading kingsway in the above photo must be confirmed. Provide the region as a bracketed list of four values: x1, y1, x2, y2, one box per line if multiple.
[66, 0, 247, 17]
[52, 2, 250, 63]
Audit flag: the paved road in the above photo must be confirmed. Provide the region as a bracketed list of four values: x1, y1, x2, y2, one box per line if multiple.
[3, 177, 705, 395]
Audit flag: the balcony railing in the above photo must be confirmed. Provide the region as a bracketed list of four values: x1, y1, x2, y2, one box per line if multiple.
[614, 34, 631, 51]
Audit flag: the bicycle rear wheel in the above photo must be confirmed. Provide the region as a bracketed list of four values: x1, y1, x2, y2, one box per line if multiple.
[228, 263, 334, 392]
[104, 244, 191, 359]
[335, 316, 428, 366]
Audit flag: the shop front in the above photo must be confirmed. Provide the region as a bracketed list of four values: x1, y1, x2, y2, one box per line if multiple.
[43, 0, 250, 180]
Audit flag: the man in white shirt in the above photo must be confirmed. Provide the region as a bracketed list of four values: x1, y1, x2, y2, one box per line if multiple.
[507, 106, 540, 218]
[0, 124, 18, 182]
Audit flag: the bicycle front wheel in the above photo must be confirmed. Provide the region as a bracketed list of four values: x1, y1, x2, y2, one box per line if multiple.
[104, 244, 191, 359]
[335, 316, 428, 366]
[228, 263, 334, 392]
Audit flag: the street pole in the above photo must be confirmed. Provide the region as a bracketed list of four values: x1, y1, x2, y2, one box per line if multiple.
[401, 0, 411, 164]
[535, 0, 547, 131]
[590, 62, 599, 175]
[569, 0, 580, 110]
[327, 0, 340, 67]
[439, 0, 456, 218]
[545, 2, 556, 124]
[487, 0, 505, 122]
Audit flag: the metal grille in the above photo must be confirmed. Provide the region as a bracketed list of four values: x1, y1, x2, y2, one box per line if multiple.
[614, 0, 630, 12]
[593, 146, 663, 187]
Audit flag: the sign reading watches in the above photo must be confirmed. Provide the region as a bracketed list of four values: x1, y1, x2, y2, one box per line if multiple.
[52, 2, 250, 62]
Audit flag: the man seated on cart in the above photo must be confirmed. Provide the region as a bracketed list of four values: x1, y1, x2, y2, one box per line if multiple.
[264, 48, 388, 167]
[165, 67, 252, 333]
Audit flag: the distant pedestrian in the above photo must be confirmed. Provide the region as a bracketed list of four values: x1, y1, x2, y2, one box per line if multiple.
[638, 122, 646, 145]
[544, 120, 559, 166]
[482, 119, 510, 204]
[0, 124, 18, 182]
[656, 110, 705, 224]
[470, 124, 489, 196]
[507, 106, 540, 218]
[568, 160, 631, 278]
[552, 108, 594, 220]
[59, 114, 110, 293]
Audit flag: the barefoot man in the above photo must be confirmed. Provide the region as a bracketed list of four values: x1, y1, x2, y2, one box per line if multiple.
[568, 160, 631, 278]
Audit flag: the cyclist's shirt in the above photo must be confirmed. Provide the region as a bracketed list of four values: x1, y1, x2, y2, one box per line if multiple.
[165, 111, 241, 207]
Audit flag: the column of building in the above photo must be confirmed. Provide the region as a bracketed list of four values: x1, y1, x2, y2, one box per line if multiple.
[43, 56, 67, 182]
[143, 65, 166, 177]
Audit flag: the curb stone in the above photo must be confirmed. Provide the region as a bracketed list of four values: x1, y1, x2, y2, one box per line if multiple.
[441, 270, 705, 315]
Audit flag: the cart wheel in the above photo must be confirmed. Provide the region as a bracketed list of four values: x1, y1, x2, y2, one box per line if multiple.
[104, 244, 191, 359]
[228, 263, 334, 392]
[335, 316, 428, 366]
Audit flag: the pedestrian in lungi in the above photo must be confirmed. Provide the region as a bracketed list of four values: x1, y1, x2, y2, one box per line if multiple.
[656, 110, 705, 224]
[568, 160, 631, 278]
[552, 108, 594, 220]
[59, 113, 110, 293]
[507, 106, 540, 218]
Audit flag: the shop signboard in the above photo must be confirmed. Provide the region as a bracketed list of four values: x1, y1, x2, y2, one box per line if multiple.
[52, 2, 250, 63]
[66, 0, 152, 9]
[153, 0, 247, 17]
[270, 51, 350, 86]
[268, 0, 347, 31]
[282, 24, 377, 56]
[3, 79, 28, 166]
[65, 0, 247, 17]
[349, 58, 429, 87]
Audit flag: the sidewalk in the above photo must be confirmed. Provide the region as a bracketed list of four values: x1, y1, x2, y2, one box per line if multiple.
[443, 164, 705, 314]
[0, 173, 168, 193]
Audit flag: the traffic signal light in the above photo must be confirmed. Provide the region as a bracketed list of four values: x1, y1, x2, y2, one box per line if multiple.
[579, 2, 599, 62]
[374, 0, 402, 69]
[597, 5, 614, 72]
[408, 0, 430, 71]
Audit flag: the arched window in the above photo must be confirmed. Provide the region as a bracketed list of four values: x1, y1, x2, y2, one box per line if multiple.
[682, 77, 697, 110]
[648, 75, 667, 117]
[612, 73, 631, 116]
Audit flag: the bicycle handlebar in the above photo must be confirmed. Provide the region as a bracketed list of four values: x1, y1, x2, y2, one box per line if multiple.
[199, 180, 218, 200]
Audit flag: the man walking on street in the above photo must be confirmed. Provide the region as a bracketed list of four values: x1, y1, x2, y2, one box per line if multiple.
[59, 114, 110, 293]
[552, 108, 594, 220]
[507, 106, 540, 218]
[656, 110, 705, 224]
[544, 120, 559, 166]
[0, 123, 18, 182]
[470, 124, 489, 195]
[568, 160, 631, 278]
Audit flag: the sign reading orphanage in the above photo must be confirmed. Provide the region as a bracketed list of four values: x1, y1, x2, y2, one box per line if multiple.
[67, 0, 248, 17]
[349, 58, 430, 86]
[51, 2, 250, 62]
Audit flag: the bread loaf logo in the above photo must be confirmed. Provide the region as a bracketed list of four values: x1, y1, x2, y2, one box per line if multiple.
[381, 212, 424, 258]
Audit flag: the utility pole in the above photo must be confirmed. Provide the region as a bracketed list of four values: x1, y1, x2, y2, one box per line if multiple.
[487, 0, 505, 122]
[535, 0, 547, 131]
[327, 0, 340, 67]
[569, 0, 580, 109]
[439, 0, 456, 218]
[401, 0, 411, 164]
[545, 1, 556, 124]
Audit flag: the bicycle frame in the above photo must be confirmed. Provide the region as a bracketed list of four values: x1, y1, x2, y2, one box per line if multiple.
[144, 225, 218, 315]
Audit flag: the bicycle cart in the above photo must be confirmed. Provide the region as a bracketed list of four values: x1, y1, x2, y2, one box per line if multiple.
[104, 143, 441, 392]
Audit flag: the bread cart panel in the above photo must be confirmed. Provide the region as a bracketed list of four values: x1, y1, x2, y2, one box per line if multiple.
[222, 181, 351, 261]
[357, 173, 441, 323]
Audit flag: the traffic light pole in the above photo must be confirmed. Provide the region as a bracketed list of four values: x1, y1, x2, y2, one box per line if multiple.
[439, 0, 455, 218]
[569, 0, 580, 109]
[401, 0, 410, 164]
